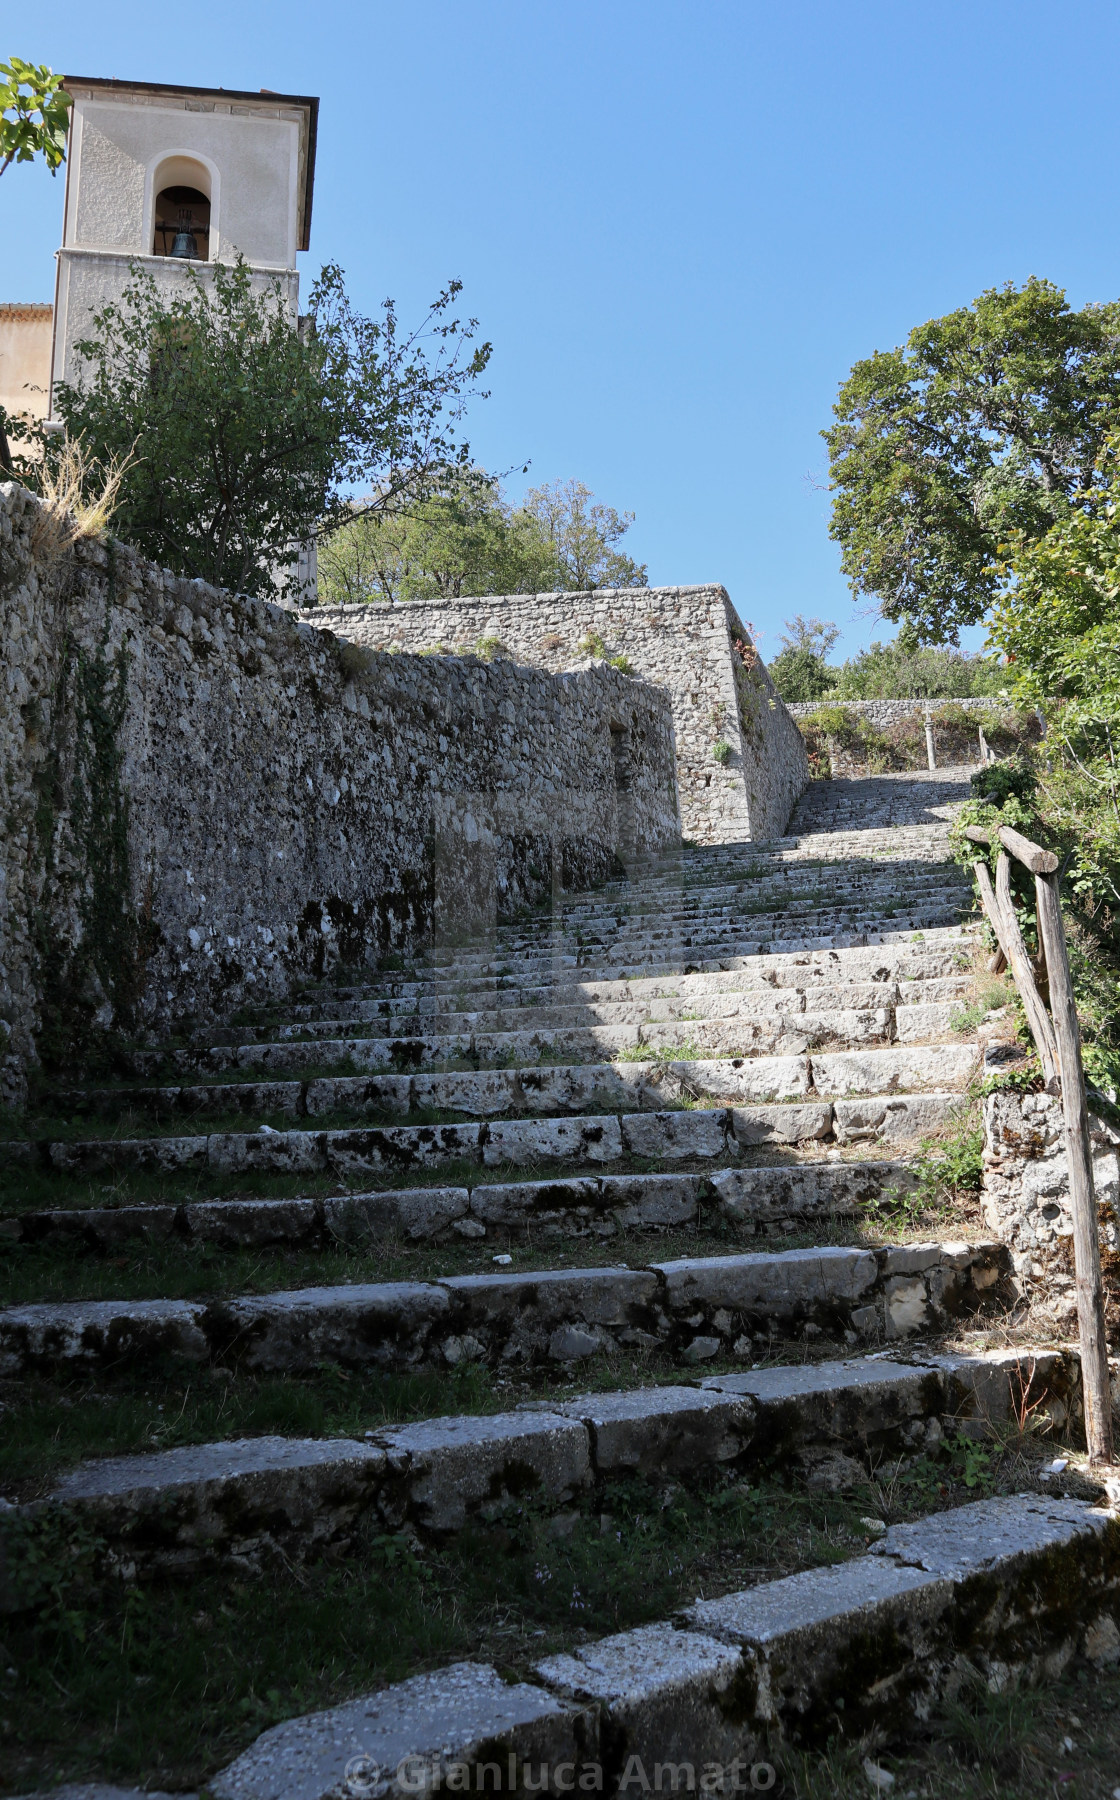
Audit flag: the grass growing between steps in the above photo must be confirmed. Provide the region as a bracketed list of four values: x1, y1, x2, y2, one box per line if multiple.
[778, 1660, 1120, 1798]
[0, 1433, 1074, 1795]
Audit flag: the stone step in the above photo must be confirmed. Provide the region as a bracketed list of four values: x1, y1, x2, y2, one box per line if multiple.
[4, 1158, 921, 1250]
[193, 975, 971, 1044]
[352, 922, 975, 991]
[0, 1238, 1010, 1378]
[200, 1490, 1120, 1800]
[399, 908, 972, 978]
[6, 1051, 978, 1170]
[314, 944, 974, 1008]
[122, 1004, 921, 1082]
[8, 1348, 1073, 1575]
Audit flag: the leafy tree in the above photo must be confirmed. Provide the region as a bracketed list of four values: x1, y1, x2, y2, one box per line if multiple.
[824, 279, 1120, 644]
[0, 58, 70, 178]
[518, 479, 647, 591]
[829, 640, 1005, 700]
[51, 260, 491, 600]
[767, 616, 839, 702]
[317, 473, 646, 605]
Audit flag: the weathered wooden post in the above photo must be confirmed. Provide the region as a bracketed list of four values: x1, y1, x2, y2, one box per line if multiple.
[964, 821, 1114, 1462]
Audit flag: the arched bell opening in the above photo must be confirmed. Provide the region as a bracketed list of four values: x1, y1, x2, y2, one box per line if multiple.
[151, 157, 213, 260]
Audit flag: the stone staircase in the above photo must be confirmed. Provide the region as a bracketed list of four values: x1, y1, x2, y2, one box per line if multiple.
[5, 763, 1118, 1798]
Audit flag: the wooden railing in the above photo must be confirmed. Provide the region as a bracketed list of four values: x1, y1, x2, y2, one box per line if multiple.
[964, 822, 1114, 1464]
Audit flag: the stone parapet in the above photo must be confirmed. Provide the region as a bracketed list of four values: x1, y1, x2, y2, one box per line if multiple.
[0, 485, 679, 1100]
[304, 585, 809, 845]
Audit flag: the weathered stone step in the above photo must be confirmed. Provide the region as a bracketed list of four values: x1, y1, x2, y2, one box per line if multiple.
[122, 1003, 919, 1081]
[4, 1158, 920, 1250]
[0, 1238, 1009, 1378]
[10, 1052, 977, 1169]
[360, 922, 974, 990]
[200, 1491, 1120, 1800]
[312, 944, 973, 1008]
[9, 1349, 1072, 1575]
[402, 907, 971, 978]
[195, 975, 971, 1044]
[7, 1051, 976, 1169]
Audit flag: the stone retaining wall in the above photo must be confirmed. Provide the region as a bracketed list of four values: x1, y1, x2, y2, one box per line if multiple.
[787, 697, 1011, 727]
[304, 586, 809, 845]
[982, 1089, 1120, 1331]
[0, 485, 679, 1101]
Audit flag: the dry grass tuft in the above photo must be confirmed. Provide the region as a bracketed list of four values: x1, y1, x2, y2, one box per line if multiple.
[30, 436, 134, 562]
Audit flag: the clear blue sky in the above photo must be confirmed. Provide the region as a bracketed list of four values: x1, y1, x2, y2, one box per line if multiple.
[6, 0, 1120, 659]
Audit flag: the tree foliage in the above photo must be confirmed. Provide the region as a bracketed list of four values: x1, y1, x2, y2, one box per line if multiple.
[766, 614, 1005, 704]
[824, 279, 1120, 644]
[317, 474, 647, 606]
[51, 260, 491, 600]
[0, 57, 70, 179]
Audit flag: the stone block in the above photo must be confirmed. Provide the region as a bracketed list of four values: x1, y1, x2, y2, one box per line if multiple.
[220, 1283, 450, 1372]
[0, 1297, 209, 1376]
[46, 1435, 386, 1569]
[47, 1135, 208, 1175]
[536, 1625, 751, 1773]
[304, 1075, 413, 1117]
[811, 1045, 979, 1097]
[211, 1662, 594, 1800]
[730, 1103, 833, 1145]
[517, 1063, 653, 1116]
[558, 1385, 755, 1475]
[378, 1410, 590, 1531]
[323, 1189, 470, 1245]
[440, 1267, 659, 1363]
[207, 1130, 325, 1175]
[834, 1093, 963, 1142]
[483, 1116, 624, 1167]
[411, 1071, 522, 1117]
[666, 1056, 811, 1103]
[325, 1124, 482, 1175]
[710, 1162, 914, 1224]
[599, 1173, 700, 1229]
[183, 1199, 319, 1247]
[653, 1249, 878, 1324]
[895, 1002, 957, 1042]
[469, 1179, 602, 1228]
[701, 1357, 943, 1454]
[619, 1110, 730, 1160]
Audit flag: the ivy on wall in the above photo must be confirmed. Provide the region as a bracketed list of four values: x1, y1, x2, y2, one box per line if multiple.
[32, 546, 156, 1074]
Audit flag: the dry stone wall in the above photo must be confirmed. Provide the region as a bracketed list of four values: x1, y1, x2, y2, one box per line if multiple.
[305, 586, 809, 845]
[0, 484, 679, 1102]
[982, 1089, 1120, 1331]
[787, 697, 1011, 730]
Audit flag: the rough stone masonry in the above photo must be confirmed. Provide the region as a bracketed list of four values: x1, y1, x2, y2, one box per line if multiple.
[0, 484, 679, 1102]
[306, 585, 810, 844]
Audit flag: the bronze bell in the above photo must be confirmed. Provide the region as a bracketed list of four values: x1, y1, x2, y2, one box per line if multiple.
[170, 208, 198, 258]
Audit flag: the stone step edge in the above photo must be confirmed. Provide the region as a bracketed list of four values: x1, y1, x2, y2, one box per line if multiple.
[3, 1159, 923, 1249]
[0, 1238, 1012, 1377]
[118, 1001, 969, 1081]
[6, 1349, 1077, 1575]
[0, 1072, 978, 1170]
[198, 1490, 1119, 1800]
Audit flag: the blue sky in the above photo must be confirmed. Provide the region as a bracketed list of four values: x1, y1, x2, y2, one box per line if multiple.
[6, 1, 1120, 659]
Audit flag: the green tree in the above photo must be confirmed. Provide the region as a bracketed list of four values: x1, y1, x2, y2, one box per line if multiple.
[517, 479, 647, 590]
[0, 57, 70, 178]
[829, 640, 1005, 700]
[317, 473, 647, 605]
[51, 260, 490, 600]
[767, 615, 839, 702]
[824, 279, 1120, 644]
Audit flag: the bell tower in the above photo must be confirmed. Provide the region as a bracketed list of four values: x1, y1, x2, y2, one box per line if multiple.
[49, 76, 318, 413]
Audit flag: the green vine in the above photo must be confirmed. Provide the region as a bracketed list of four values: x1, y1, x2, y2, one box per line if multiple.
[32, 543, 156, 1074]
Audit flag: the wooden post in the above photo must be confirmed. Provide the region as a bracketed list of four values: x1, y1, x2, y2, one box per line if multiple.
[925, 713, 936, 770]
[1035, 870, 1115, 1464]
